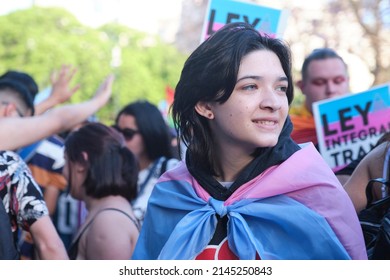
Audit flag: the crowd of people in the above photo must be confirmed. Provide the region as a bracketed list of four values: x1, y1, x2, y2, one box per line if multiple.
[0, 21, 389, 260]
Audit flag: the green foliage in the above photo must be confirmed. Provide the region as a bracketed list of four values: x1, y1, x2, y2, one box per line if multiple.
[0, 7, 187, 124]
[98, 22, 187, 123]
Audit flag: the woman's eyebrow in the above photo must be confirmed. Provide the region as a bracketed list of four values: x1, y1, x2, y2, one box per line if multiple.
[236, 75, 288, 83]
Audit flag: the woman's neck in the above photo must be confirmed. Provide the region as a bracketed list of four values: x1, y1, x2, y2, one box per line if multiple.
[213, 144, 254, 182]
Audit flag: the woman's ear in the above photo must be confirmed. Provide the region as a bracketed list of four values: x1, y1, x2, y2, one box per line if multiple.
[195, 101, 214, 120]
[3, 102, 16, 117]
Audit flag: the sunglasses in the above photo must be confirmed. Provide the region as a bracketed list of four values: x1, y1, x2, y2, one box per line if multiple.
[112, 125, 140, 141]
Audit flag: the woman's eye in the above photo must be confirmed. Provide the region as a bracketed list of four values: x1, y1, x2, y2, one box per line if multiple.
[276, 86, 288, 93]
[242, 84, 257, 91]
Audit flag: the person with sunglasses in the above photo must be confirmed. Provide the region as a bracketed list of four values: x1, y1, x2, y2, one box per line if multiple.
[114, 100, 179, 225]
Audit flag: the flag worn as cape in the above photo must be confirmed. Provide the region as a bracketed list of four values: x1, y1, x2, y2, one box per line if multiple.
[132, 143, 367, 260]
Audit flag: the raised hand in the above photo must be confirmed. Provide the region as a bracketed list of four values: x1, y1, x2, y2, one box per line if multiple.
[49, 65, 80, 104]
[91, 74, 115, 107]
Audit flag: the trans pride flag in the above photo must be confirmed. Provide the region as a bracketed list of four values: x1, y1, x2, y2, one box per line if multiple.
[132, 143, 367, 260]
[313, 84, 390, 171]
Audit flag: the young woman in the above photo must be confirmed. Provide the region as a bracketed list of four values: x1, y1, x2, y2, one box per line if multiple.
[114, 100, 179, 224]
[132, 22, 367, 260]
[64, 123, 139, 259]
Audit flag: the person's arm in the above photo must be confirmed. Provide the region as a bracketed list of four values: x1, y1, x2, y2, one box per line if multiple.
[344, 142, 387, 212]
[5, 150, 68, 260]
[0, 74, 114, 150]
[34, 65, 80, 115]
[29, 215, 69, 259]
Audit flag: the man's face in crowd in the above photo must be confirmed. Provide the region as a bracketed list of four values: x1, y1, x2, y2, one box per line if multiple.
[298, 58, 350, 113]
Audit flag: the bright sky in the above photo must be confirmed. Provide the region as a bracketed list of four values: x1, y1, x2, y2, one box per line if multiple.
[1, 0, 328, 33]
[1, 0, 184, 40]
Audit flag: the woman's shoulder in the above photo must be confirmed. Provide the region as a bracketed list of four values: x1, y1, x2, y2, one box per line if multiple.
[90, 205, 139, 233]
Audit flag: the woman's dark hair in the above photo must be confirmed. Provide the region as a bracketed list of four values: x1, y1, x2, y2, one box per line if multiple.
[115, 100, 173, 160]
[172, 22, 294, 175]
[64, 122, 138, 200]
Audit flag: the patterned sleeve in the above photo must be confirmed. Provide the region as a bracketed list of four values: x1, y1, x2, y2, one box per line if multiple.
[0, 151, 49, 232]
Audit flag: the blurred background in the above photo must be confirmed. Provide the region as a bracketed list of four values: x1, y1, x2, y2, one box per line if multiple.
[1, 0, 389, 124]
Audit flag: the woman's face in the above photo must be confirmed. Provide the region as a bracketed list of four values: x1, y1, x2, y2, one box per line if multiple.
[206, 50, 289, 155]
[62, 153, 87, 200]
[116, 114, 145, 159]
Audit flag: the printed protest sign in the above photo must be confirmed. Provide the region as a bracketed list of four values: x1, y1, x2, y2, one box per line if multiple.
[201, 0, 288, 42]
[313, 84, 390, 171]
